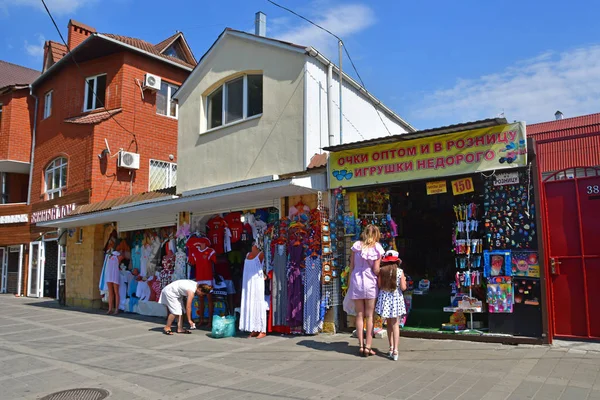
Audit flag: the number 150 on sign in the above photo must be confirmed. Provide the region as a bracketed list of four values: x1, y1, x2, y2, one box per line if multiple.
[451, 177, 474, 196]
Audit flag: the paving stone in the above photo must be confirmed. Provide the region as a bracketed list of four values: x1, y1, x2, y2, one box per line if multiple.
[0, 295, 599, 400]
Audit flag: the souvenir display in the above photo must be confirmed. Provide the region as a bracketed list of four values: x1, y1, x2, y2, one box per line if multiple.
[483, 169, 536, 250]
[511, 251, 540, 278]
[513, 278, 540, 306]
[483, 250, 512, 277]
[487, 276, 513, 313]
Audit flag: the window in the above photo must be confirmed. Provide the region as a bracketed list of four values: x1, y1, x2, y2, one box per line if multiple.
[1, 172, 8, 204]
[164, 44, 185, 61]
[0, 104, 3, 128]
[43, 91, 52, 119]
[45, 157, 67, 200]
[206, 74, 263, 130]
[149, 160, 177, 191]
[157, 81, 179, 118]
[84, 74, 107, 112]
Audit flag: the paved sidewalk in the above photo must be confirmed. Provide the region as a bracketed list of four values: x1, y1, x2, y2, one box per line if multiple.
[0, 296, 599, 400]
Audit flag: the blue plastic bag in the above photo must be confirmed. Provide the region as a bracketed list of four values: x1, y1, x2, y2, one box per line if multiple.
[211, 315, 236, 338]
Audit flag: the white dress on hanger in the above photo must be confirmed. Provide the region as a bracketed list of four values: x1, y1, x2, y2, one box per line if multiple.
[239, 254, 267, 333]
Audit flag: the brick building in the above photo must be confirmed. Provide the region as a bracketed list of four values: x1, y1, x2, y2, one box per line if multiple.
[8, 19, 195, 299]
[0, 60, 39, 296]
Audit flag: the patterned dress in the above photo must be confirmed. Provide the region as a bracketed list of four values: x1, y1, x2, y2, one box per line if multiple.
[375, 268, 407, 319]
[303, 257, 321, 334]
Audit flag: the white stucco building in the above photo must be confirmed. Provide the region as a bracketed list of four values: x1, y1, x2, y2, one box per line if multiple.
[174, 24, 414, 194]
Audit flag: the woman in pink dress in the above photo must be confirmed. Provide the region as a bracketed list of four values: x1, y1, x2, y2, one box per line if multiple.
[349, 224, 384, 357]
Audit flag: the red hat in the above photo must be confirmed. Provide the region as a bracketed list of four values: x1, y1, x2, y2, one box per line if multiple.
[382, 250, 401, 263]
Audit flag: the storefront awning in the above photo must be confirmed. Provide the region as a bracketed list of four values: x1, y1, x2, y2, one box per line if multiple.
[37, 174, 326, 229]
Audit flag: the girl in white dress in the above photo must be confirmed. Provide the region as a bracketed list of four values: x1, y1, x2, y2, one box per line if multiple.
[375, 250, 407, 361]
[239, 243, 267, 338]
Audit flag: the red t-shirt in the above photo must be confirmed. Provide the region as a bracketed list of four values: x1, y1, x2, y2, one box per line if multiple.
[225, 212, 244, 243]
[207, 216, 227, 254]
[189, 246, 216, 281]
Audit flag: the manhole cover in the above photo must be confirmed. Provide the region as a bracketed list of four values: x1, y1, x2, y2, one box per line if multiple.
[40, 388, 110, 400]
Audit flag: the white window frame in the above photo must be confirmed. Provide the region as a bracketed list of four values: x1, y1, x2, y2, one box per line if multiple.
[156, 81, 179, 119]
[44, 157, 68, 200]
[83, 73, 107, 112]
[205, 74, 263, 133]
[148, 159, 177, 191]
[43, 91, 52, 119]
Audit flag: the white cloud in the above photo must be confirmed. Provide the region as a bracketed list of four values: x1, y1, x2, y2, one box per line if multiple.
[1, 0, 94, 16]
[24, 34, 45, 58]
[412, 45, 600, 125]
[271, 3, 376, 58]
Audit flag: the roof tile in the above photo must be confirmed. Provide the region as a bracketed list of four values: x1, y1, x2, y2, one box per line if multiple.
[0, 60, 40, 90]
[64, 108, 122, 124]
[101, 33, 195, 68]
[307, 153, 328, 169]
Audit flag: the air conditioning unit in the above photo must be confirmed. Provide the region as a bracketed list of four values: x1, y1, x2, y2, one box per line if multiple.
[143, 73, 161, 91]
[118, 151, 140, 170]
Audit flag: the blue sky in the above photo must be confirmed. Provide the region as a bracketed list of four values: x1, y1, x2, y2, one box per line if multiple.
[1, 0, 599, 129]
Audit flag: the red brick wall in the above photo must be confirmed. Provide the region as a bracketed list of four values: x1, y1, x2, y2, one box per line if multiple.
[31, 50, 189, 205]
[68, 23, 94, 50]
[0, 89, 34, 163]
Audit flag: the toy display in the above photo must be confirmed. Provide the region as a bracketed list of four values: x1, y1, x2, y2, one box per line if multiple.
[487, 277, 513, 313]
[511, 251, 540, 278]
[513, 278, 540, 306]
[483, 250, 512, 277]
[483, 169, 536, 250]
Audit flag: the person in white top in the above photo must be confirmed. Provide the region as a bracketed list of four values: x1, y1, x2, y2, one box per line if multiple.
[159, 279, 203, 335]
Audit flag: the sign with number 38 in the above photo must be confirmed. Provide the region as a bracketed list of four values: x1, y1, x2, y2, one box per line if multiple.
[587, 185, 600, 195]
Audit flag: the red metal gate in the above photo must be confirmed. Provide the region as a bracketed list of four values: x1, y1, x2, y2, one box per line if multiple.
[543, 167, 600, 340]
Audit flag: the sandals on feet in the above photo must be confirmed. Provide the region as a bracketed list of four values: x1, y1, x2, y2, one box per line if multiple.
[364, 347, 376, 357]
[163, 329, 174, 335]
[392, 350, 398, 361]
[177, 330, 192, 334]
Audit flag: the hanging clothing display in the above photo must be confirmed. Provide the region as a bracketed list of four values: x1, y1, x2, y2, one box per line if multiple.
[207, 216, 227, 254]
[131, 245, 142, 273]
[239, 254, 267, 333]
[104, 251, 121, 285]
[94, 204, 331, 333]
[303, 257, 322, 334]
[271, 244, 288, 326]
[287, 263, 303, 327]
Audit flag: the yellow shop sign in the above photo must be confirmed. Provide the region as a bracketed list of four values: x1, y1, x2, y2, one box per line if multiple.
[329, 122, 526, 189]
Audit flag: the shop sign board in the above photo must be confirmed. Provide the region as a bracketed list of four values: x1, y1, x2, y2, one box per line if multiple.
[494, 172, 519, 186]
[328, 122, 527, 189]
[426, 181, 447, 195]
[451, 177, 474, 196]
[31, 203, 76, 224]
[0, 214, 28, 224]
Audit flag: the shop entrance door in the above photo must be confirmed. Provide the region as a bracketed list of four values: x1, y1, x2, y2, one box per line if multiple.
[28, 241, 44, 298]
[43, 241, 58, 299]
[544, 167, 600, 340]
[6, 246, 22, 295]
[0, 248, 6, 293]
